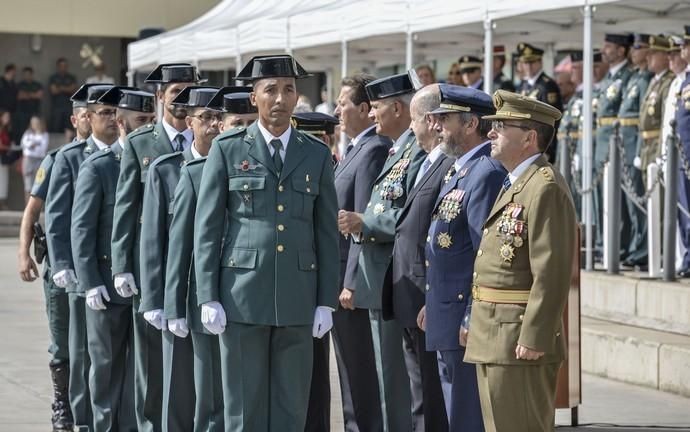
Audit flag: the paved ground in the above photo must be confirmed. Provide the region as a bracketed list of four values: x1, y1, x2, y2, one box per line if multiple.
[1, 238, 689, 431]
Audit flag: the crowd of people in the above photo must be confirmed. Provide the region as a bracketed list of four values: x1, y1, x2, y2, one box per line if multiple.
[13, 25, 690, 432]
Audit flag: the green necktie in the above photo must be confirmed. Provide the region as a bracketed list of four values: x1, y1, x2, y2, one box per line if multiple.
[271, 139, 283, 174]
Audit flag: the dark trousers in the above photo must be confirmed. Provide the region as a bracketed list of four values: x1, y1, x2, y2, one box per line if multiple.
[131, 296, 163, 432]
[68, 293, 92, 431]
[331, 308, 383, 432]
[402, 328, 448, 432]
[43, 264, 69, 365]
[439, 349, 484, 432]
[679, 167, 690, 270]
[191, 331, 224, 432]
[305, 335, 331, 432]
[161, 330, 195, 432]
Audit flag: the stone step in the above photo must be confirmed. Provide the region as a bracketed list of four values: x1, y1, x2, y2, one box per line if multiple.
[0, 211, 24, 238]
[582, 271, 690, 335]
[582, 317, 690, 397]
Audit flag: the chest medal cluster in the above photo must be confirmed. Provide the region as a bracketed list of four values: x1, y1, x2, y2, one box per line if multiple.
[379, 150, 412, 201]
[435, 189, 465, 223]
[496, 203, 527, 263]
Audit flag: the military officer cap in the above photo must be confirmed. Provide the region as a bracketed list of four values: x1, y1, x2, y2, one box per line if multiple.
[605, 33, 634, 47]
[669, 35, 684, 52]
[493, 45, 507, 58]
[171, 86, 219, 107]
[483, 89, 562, 127]
[569, 50, 603, 63]
[235, 55, 310, 81]
[206, 86, 257, 114]
[429, 84, 495, 116]
[516, 43, 544, 63]
[684, 26, 690, 42]
[97, 86, 155, 112]
[633, 33, 652, 49]
[648, 34, 671, 51]
[291, 112, 338, 135]
[458, 55, 483, 73]
[365, 71, 417, 101]
[145, 63, 203, 84]
[71, 83, 115, 106]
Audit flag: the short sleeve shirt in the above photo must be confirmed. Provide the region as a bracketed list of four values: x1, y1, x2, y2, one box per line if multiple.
[30, 150, 58, 199]
[48, 73, 77, 109]
[17, 80, 43, 114]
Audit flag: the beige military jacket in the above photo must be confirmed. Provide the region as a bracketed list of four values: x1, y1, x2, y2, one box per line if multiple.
[464, 155, 576, 365]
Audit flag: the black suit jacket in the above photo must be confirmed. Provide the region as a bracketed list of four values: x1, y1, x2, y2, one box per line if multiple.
[386, 152, 455, 326]
[334, 127, 392, 289]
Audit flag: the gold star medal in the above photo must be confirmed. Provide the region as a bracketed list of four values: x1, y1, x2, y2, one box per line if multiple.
[437, 232, 453, 249]
[500, 243, 515, 262]
[373, 203, 385, 215]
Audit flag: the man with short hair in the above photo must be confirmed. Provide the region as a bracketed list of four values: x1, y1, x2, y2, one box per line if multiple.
[675, 27, 690, 277]
[465, 90, 576, 432]
[459, 56, 484, 90]
[194, 54, 339, 431]
[423, 85, 506, 432]
[206, 86, 258, 132]
[15, 66, 44, 136]
[331, 73, 390, 432]
[0, 63, 17, 113]
[387, 83, 452, 432]
[48, 58, 78, 138]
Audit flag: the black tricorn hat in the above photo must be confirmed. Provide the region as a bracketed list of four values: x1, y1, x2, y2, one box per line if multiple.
[605, 33, 634, 47]
[365, 72, 416, 101]
[71, 83, 115, 105]
[235, 55, 310, 81]
[97, 86, 155, 113]
[171, 86, 219, 107]
[291, 112, 339, 136]
[144, 63, 203, 84]
[570, 50, 603, 63]
[206, 86, 257, 114]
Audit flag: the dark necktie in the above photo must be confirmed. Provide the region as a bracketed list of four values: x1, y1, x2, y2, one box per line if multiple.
[344, 143, 354, 159]
[174, 134, 185, 152]
[270, 139, 283, 174]
[503, 175, 512, 191]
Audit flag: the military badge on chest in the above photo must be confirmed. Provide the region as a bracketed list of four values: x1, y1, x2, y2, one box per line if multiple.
[380, 157, 410, 201]
[496, 203, 527, 263]
[646, 90, 658, 116]
[435, 189, 465, 223]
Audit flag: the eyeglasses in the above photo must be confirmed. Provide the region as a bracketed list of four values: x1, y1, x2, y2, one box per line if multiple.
[449, 70, 461, 75]
[192, 112, 223, 122]
[91, 109, 117, 118]
[491, 120, 532, 134]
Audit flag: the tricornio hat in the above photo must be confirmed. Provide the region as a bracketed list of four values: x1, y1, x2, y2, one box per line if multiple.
[97, 86, 155, 113]
[144, 63, 203, 84]
[206, 86, 257, 114]
[234, 55, 310, 81]
[171, 86, 219, 107]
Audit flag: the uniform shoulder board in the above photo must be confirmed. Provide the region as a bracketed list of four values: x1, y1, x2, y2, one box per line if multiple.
[87, 147, 116, 163]
[538, 166, 555, 182]
[61, 139, 88, 153]
[152, 151, 184, 167]
[185, 156, 208, 167]
[217, 126, 247, 142]
[47, 146, 63, 157]
[128, 123, 155, 139]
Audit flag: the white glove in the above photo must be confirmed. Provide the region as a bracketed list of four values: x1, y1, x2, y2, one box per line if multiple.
[86, 286, 111, 311]
[143, 309, 167, 331]
[201, 301, 227, 335]
[312, 306, 334, 339]
[633, 156, 642, 169]
[656, 157, 663, 167]
[113, 272, 138, 298]
[167, 318, 189, 338]
[573, 154, 581, 172]
[52, 269, 77, 289]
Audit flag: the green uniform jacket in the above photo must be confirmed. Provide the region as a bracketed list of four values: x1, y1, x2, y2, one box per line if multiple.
[139, 148, 194, 313]
[465, 155, 576, 366]
[637, 69, 674, 162]
[354, 130, 425, 310]
[111, 122, 175, 278]
[193, 123, 339, 326]
[164, 157, 208, 333]
[594, 62, 634, 164]
[71, 143, 130, 304]
[46, 137, 97, 293]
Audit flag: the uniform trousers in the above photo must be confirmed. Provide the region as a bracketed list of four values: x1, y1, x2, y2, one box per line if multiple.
[219, 322, 313, 432]
[85, 303, 136, 431]
[161, 330, 195, 431]
[132, 295, 163, 432]
[68, 293, 92, 432]
[476, 362, 560, 432]
[439, 348, 483, 432]
[305, 335, 331, 432]
[43, 264, 69, 365]
[191, 330, 224, 432]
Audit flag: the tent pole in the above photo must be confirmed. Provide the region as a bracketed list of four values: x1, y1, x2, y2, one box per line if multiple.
[286, 17, 292, 55]
[483, 12, 493, 94]
[340, 38, 348, 156]
[235, 30, 242, 86]
[583, 1, 594, 271]
[405, 0, 413, 70]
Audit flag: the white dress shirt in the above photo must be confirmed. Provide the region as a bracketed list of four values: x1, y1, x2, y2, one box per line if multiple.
[413, 145, 444, 187]
[90, 135, 117, 151]
[162, 118, 193, 151]
[20, 130, 49, 158]
[509, 153, 542, 185]
[257, 120, 292, 162]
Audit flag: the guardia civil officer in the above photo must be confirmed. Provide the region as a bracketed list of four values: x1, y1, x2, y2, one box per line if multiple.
[193, 55, 339, 432]
[206, 85, 258, 132]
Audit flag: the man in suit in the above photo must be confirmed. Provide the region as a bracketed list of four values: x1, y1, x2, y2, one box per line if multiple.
[110, 63, 200, 432]
[17, 99, 90, 432]
[70, 86, 154, 431]
[423, 85, 506, 432]
[516, 42, 563, 162]
[331, 73, 390, 432]
[465, 90, 576, 432]
[338, 71, 425, 432]
[46, 83, 114, 432]
[387, 83, 451, 432]
[193, 55, 339, 432]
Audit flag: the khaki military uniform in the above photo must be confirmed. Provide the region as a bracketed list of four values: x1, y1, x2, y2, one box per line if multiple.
[638, 69, 674, 183]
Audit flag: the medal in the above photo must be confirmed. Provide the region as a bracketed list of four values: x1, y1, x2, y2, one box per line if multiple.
[513, 236, 524, 248]
[437, 232, 453, 249]
[374, 203, 385, 215]
[500, 243, 515, 262]
[143, 157, 150, 166]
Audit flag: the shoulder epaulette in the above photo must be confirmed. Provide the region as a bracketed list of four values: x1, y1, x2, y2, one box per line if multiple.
[538, 165, 555, 182]
[128, 123, 155, 140]
[60, 139, 88, 153]
[216, 126, 247, 142]
[151, 151, 184, 168]
[85, 147, 116, 164]
[185, 156, 207, 167]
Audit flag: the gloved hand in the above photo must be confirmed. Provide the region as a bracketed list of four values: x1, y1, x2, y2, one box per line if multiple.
[86, 286, 111, 311]
[143, 309, 166, 331]
[167, 318, 189, 338]
[201, 301, 227, 335]
[633, 156, 642, 169]
[656, 157, 663, 167]
[312, 306, 334, 338]
[52, 269, 77, 289]
[573, 154, 581, 172]
[113, 272, 138, 298]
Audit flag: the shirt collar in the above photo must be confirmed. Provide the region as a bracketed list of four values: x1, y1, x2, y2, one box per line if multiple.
[351, 124, 376, 148]
[470, 78, 483, 89]
[509, 153, 541, 185]
[425, 145, 444, 165]
[609, 59, 628, 78]
[191, 141, 203, 159]
[162, 118, 193, 146]
[527, 70, 543, 87]
[257, 119, 292, 151]
[454, 141, 490, 171]
[90, 135, 116, 150]
[654, 69, 668, 81]
[392, 128, 413, 153]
